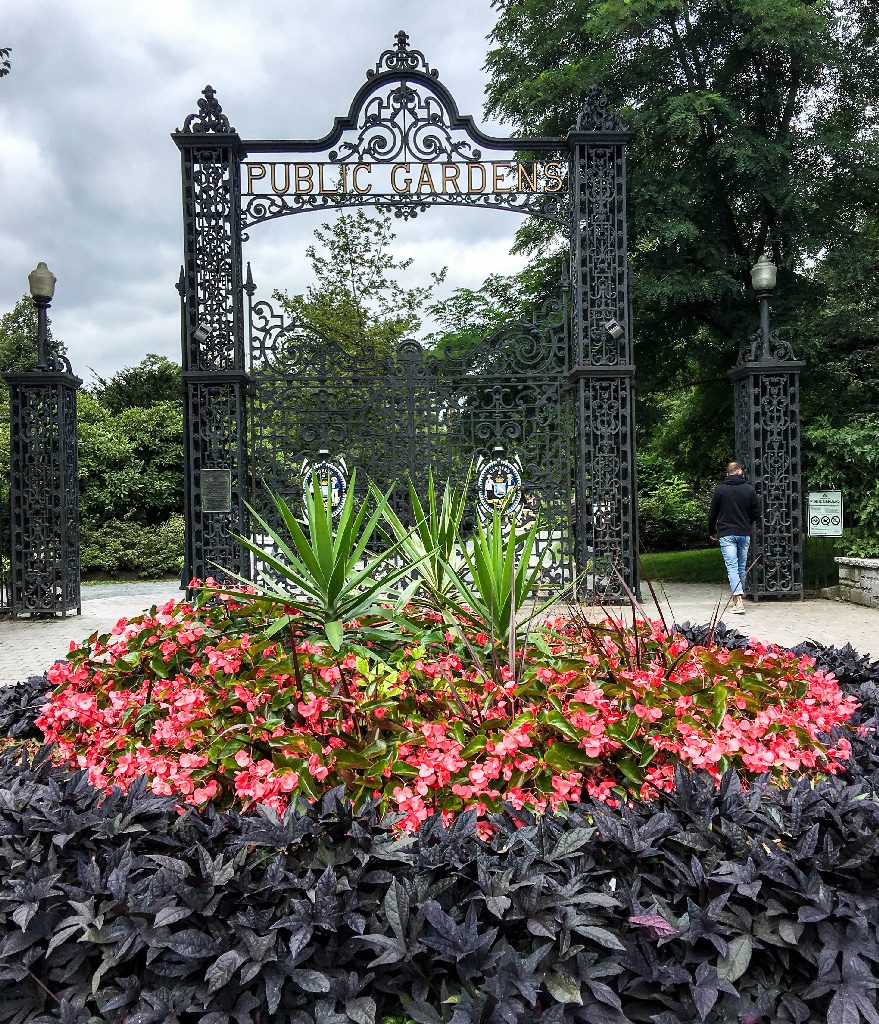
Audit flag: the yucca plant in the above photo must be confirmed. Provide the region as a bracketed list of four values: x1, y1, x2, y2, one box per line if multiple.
[228, 473, 423, 650]
[372, 468, 470, 611]
[445, 506, 557, 653]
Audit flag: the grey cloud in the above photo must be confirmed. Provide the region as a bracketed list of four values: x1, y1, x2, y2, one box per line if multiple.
[1, 1, 529, 380]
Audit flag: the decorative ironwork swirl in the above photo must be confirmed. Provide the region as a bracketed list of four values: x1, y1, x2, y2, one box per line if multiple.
[738, 324, 797, 364]
[571, 146, 628, 365]
[329, 84, 480, 164]
[368, 29, 438, 79]
[732, 366, 803, 597]
[241, 188, 567, 229]
[248, 291, 568, 380]
[246, 282, 575, 591]
[7, 379, 80, 613]
[180, 85, 235, 135]
[186, 146, 239, 370]
[572, 84, 628, 133]
[44, 333, 72, 374]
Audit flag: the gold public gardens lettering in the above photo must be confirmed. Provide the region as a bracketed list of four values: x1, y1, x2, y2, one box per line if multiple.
[243, 161, 565, 196]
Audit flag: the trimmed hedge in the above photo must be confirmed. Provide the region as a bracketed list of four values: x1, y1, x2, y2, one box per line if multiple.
[80, 515, 184, 580]
[0, 633, 878, 1023]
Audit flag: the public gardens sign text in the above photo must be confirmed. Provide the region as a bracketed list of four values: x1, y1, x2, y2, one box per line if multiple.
[243, 160, 566, 197]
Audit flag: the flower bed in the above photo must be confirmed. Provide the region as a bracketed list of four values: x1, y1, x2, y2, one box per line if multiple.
[36, 588, 857, 830]
[2, 632, 878, 1022]
[3, 475, 875, 1020]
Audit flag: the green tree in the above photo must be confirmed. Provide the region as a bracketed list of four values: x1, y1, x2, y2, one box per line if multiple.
[77, 394, 185, 579]
[0, 295, 40, 376]
[78, 394, 184, 528]
[485, 0, 879, 480]
[275, 209, 447, 357]
[423, 252, 566, 357]
[90, 354, 182, 412]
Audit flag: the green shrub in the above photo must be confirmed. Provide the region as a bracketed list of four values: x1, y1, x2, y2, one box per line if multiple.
[636, 450, 711, 552]
[804, 414, 879, 558]
[80, 514, 184, 579]
[78, 394, 184, 528]
[638, 478, 709, 552]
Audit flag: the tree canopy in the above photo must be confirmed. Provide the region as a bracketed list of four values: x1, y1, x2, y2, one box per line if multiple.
[485, 0, 879, 478]
[0, 295, 41, 376]
[90, 354, 182, 412]
[275, 209, 447, 358]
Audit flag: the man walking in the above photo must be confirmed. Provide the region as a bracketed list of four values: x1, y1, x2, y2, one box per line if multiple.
[708, 461, 761, 614]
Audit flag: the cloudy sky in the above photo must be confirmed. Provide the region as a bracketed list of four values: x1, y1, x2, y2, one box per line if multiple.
[1, 1, 529, 382]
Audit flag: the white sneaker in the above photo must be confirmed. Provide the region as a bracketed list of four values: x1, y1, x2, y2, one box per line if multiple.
[731, 601, 745, 615]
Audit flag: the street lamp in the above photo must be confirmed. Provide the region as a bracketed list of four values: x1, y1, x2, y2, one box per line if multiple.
[27, 261, 57, 370]
[750, 254, 776, 361]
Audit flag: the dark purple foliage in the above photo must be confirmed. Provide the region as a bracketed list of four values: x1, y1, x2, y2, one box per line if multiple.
[0, 673, 50, 739]
[0, 636, 877, 1022]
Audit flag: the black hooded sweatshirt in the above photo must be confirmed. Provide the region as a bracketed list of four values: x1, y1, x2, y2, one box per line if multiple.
[708, 475, 761, 538]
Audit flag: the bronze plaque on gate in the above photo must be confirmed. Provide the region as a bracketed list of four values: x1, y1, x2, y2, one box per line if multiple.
[201, 469, 232, 513]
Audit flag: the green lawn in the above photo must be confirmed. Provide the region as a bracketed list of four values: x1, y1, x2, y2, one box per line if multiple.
[640, 548, 727, 584]
[640, 537, 839, 589]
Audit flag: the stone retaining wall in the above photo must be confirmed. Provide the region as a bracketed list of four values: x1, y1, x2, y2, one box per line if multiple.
[835, 557, 879, 608]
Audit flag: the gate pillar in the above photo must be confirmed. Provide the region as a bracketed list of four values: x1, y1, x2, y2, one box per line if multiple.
[173, 87, 250, 585]
[731, 288, 805, 598]
[5, 268, 81, 617]
[568, 89, 639, 601]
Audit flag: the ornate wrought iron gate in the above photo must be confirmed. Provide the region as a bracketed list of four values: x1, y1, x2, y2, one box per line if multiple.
[174, 31, 639, 600]
[246, 286, 575, 589]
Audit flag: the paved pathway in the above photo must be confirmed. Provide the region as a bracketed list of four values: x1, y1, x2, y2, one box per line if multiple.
[0, 582, 181, 684]
[0, 581, 876, 684]
[600, 583, 878, 657]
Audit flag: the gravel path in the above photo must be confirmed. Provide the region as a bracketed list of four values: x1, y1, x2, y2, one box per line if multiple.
[0, 580, 875, 684]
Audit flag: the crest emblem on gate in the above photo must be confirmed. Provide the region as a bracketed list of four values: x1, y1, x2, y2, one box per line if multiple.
[476, 449, 523, 518]
[302, 453, 347, 518]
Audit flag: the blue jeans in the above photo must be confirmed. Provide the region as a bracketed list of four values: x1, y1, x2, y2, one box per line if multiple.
[719, 535, 750, 596]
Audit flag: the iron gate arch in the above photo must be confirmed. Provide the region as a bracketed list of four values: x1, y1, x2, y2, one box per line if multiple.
[174, 30, 639, 600]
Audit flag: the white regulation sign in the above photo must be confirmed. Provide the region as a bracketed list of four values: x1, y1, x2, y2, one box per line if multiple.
[807, 490, 844, 537]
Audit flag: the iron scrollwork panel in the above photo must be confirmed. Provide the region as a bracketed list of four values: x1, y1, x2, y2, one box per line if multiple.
[247, 297, 575, 590]
[241, 189, 568, 230]
[569, 132, 638, 600]
[734, 366, 803, 597]
[178, 131, 250, 584]
[570, 144, 630, 367]
[574, 374, 636, 600]
[7, 375, 80, 615]
[186, 380, 249, 583]
[181, 145, 244, 371]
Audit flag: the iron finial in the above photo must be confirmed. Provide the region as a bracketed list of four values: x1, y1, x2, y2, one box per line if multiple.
[571, 84, 627, 133]
[244, 262, 256, 298]
[180, 84, 235, 134]
[369, 29, 437, 79]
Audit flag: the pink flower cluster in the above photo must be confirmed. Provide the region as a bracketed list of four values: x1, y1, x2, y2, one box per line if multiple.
[35, 589, 862, 831]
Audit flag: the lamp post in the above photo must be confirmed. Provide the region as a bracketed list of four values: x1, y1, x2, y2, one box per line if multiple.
[729, 254, 804, 599]
[4, 264, 81, 617]
[28, 261, 57, 369]
[750, 254, 777, 358]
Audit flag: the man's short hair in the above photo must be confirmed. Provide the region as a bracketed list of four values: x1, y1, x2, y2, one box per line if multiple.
[727, 460, 744, 474]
